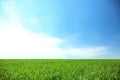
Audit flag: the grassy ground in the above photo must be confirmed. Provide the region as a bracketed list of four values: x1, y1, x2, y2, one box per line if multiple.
[0, 59, 120, 80]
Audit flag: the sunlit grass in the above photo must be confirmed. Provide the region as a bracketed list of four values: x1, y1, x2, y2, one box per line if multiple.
[0, 59, 120, 80]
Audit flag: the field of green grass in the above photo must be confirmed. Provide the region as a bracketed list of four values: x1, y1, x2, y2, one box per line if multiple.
[0, 59, 120, 80]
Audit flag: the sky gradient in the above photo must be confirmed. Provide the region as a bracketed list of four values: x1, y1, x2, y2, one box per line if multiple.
[0, 0, 120, 59]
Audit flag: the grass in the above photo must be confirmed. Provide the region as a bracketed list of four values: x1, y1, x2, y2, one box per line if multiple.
[0, 59, 120, 80]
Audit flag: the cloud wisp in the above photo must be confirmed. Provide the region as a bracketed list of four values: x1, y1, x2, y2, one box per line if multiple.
[0, 0, 108, 59]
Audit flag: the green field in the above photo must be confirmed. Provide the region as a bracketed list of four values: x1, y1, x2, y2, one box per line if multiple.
[0, 59, 120, 80]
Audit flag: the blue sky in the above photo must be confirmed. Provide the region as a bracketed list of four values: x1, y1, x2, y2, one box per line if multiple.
[0, 0, 120, 58]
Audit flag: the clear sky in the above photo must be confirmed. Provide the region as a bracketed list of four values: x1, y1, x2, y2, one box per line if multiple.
[0, 0, 120, 59]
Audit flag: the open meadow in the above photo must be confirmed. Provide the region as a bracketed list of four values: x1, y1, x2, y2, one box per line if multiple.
[0, 59, 120, 80]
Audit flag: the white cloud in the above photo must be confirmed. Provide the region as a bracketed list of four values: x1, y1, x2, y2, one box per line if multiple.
[0, 0, 108, 59]
[64, 47, 108, 58]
